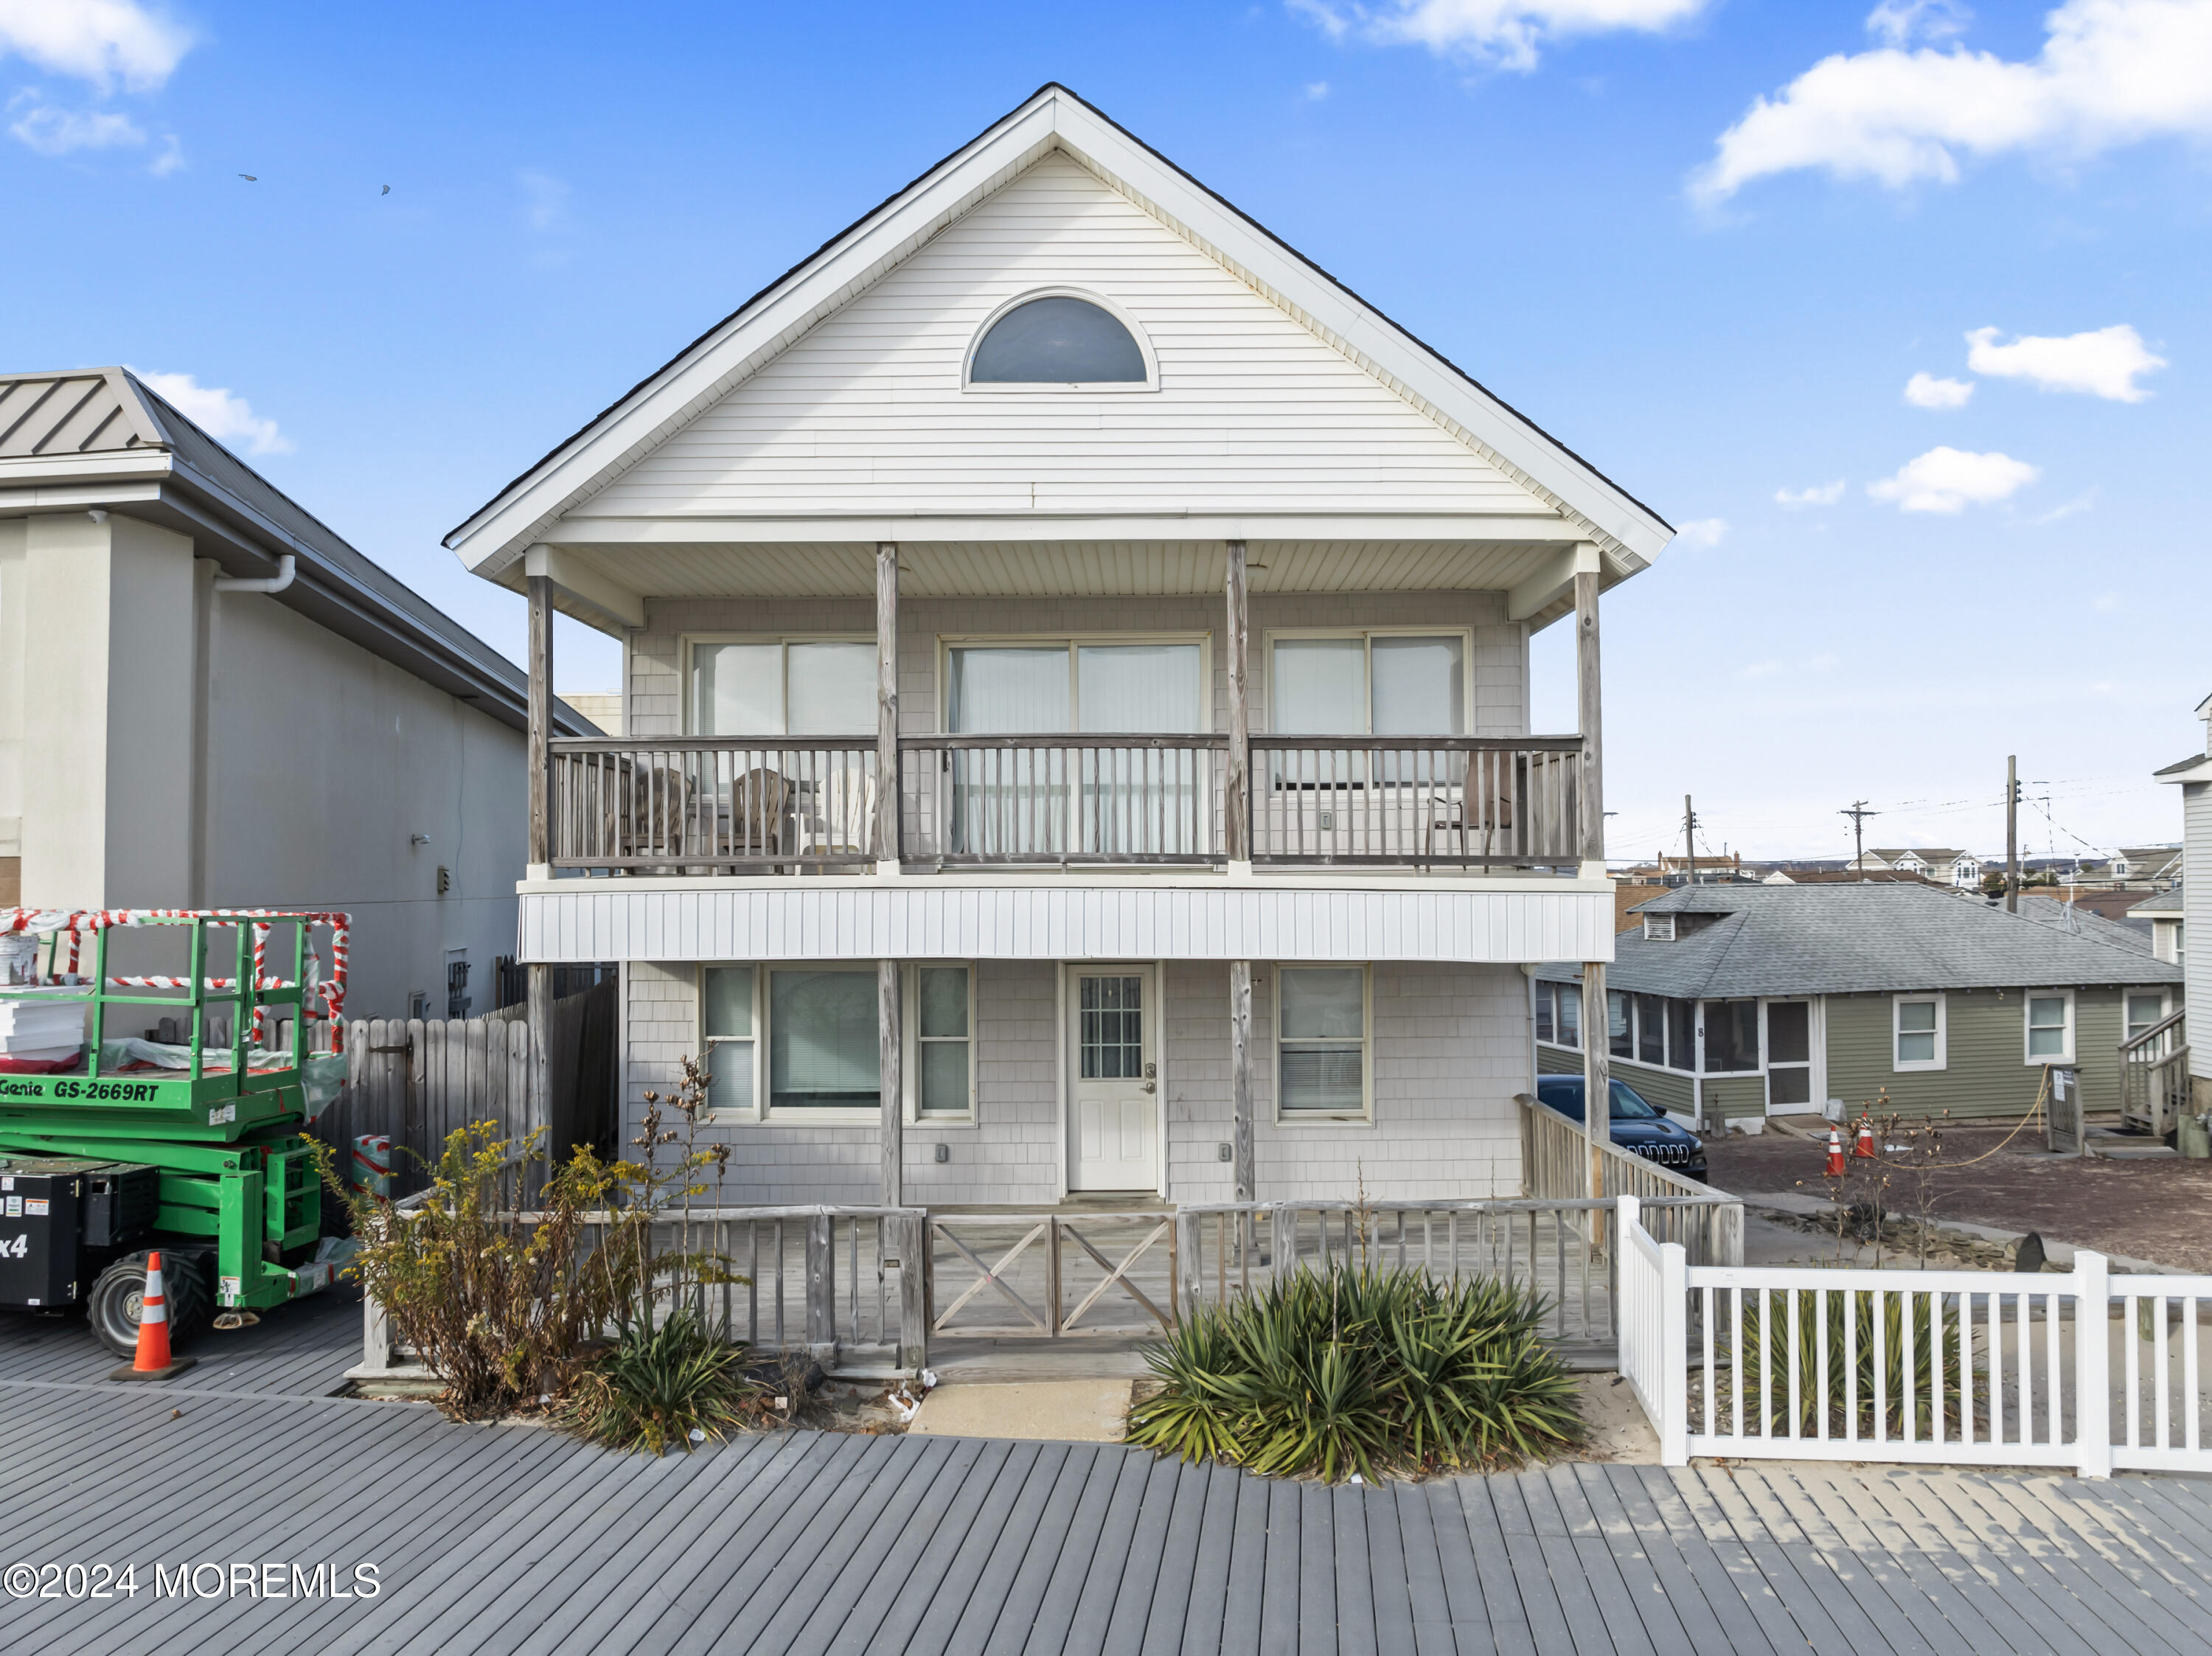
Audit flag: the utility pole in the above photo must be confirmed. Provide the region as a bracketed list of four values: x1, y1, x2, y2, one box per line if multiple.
[2006, 754, 2019, 914]
[1841, 800, 1879, 879]
[1682, 795, 1697, 886]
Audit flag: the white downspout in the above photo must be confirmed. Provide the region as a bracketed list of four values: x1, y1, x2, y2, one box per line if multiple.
[214, 554, 295, 594]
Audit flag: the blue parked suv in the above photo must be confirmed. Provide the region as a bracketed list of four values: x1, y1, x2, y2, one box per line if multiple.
[1536, 1074, 1708, 1183]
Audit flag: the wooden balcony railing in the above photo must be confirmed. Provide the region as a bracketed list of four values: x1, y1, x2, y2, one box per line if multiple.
[897, 734, 1227, 865]
[1251, 737, 1583, 866]
[548, 738, 879, 872]
[547, 733, 1586, 873]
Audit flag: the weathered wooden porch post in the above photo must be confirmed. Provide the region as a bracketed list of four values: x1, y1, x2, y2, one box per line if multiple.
[1225, 541, 1255, 1206]
[875, 541, 900, 877]
[877, 543, 902, 1205]
[526, 573, 554, 1149]
[880, 959, 902, 1206]
[1575, 554, 1607, 1222]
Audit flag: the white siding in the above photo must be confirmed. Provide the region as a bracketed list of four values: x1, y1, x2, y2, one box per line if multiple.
[628, 590, 1527, 740]
[525, 881, 1613, 968]
[577, 153, 1550, 523]
[626, 958, 1527, 1206]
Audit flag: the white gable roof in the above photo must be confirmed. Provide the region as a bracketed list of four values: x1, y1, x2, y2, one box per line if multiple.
[447, 84, 1673, 585]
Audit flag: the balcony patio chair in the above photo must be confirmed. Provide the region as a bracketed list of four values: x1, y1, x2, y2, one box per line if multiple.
[729, 767, 792, 865]
[810, 762, 878, 863]
[604, 760, 700, 875]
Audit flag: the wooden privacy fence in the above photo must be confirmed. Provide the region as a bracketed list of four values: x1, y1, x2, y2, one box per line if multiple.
[313, 980, 618, 1186]
[1615, 1196, 2212, 1478]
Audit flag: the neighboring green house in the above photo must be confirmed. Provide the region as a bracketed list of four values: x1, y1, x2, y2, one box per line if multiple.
[1534, 883, 2183, 1127]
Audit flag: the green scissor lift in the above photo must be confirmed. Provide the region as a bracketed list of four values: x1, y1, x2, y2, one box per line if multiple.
[0, 912, 339, 1353]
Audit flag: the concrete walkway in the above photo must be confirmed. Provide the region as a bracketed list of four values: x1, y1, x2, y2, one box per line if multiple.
[7, 1299, 2212, 1654]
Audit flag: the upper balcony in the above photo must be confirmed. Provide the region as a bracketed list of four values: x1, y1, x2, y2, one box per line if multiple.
[546, 728, 1587, 874]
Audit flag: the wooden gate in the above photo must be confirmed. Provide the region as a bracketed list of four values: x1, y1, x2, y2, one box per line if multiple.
[925, 1212, 1177, 1340]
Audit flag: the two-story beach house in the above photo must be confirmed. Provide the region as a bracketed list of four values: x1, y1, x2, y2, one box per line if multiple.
[448, 86, 1672, 1206]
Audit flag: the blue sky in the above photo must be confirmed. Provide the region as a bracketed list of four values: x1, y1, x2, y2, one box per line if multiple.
[4, 0, 2207, 863]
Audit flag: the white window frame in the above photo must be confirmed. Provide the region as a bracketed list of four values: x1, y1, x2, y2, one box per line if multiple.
[2122, 986, 2174, 1047]
[2023, 987, 2076, 1066]
[1274, 962, 1373, 1125]
[1553, 984, 1582, 1050]
[961, 287, 1160, 394]
[1644, 914, 1676, 942]
[699, 961, 887, 1124]
[1891, 992, 1947, 1073]
[1260, 627, 1478, 736]
[681, 634, 876, 737]
[699, 962, 761, 1122]
[904, 961, 978, 1126]
[936, 633, 1215, 734]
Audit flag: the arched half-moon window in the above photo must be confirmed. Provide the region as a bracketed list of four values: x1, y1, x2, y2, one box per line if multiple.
[968, 295, 1150, 386]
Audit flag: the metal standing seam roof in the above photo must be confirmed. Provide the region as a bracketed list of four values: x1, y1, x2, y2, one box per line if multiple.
[1537, 881, 2181, 998]
[0, 367, 595, 737]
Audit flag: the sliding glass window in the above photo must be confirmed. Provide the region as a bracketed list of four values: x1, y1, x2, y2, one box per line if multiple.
[943, 639, 1206, 857]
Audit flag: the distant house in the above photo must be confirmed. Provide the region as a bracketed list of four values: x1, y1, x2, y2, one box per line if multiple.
[1535, 883, 2182, 1127]
[2154, 693, 2211, 1111]
[0, 366, 597, 1017]
[1860, 847, 1980, 887]
[2135, 886, 2184, 966]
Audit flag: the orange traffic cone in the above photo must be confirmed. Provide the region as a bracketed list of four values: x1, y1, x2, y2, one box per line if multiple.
[111, 1250, 196, 1382]
[1854, 1117, 1877, 1159]
[1825, 1129, 1846, 1178]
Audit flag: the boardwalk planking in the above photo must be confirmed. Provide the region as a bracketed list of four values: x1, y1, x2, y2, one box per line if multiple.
[10, 1311, 2212, 1655]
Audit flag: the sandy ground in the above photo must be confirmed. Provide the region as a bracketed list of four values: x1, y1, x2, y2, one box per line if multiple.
[1705, 1124, 2212, 1273]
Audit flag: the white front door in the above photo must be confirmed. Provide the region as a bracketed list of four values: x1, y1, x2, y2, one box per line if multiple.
[1069, 968, 1158, 1191]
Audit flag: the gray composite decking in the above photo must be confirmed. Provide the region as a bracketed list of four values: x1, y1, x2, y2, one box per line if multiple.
[5, 1300, 2212, 1654]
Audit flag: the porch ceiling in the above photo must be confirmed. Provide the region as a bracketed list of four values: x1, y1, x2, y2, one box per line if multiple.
[518, 532, 1604, 627]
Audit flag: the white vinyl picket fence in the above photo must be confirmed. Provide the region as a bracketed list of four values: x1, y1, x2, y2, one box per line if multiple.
[1617, 1196, 2212, 1478]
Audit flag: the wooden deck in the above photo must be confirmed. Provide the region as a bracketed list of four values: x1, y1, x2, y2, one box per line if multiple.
[6, 1300, 2212, 1654]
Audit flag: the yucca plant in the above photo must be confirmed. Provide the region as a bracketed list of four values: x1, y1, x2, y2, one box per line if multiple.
[1126, 1264, 1582, 1481]
[559, 1310, 761, 1455]
[1725, 1287, 1969, 1439]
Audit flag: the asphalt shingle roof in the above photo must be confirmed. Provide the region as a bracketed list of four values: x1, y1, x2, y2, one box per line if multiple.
[1538, 881, 2180, 998]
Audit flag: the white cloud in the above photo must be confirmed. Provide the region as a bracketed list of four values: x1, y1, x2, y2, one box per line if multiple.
[2030, 487, 2099, 523]
[1691, 0, 2212, 203]
[8, 98, 140, 153]
[2091, 591, 2120, 610]
[132, 370, 293, 456]
[1775, 479, 1847, 507]
[518, 169, 569, 231]
[1673, 516, 1728, 547]
[1292, 0, 1708, 72]
[1904, 371, 1974, 408]
[0, 0, 192, 91]
[1866, 0, 1970, 48]
[1305, 80, 1332, 99]
[1965, 323, 2166, 400]
[1739, 659, 1782, 679]
[1868, 445, 2037, 512]
[147, 131, 180, 175]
